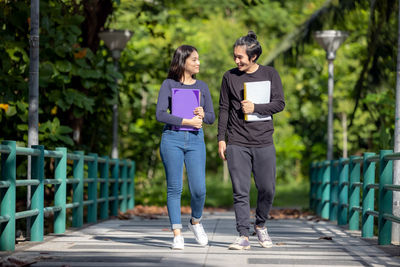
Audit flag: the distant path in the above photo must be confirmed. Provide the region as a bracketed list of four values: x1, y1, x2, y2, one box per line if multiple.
[2, 211, 400, 266]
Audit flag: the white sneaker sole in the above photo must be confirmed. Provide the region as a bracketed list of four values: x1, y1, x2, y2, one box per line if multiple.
[259, 241, 273, 248]
[228, 245, 251, 250]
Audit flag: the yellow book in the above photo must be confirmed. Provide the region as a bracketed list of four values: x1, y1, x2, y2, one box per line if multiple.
[244, 81, 271, 121]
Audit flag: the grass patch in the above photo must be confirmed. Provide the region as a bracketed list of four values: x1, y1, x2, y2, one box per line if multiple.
[136, 171, 310, 209]
[199, 175, 309, 209]
[270, 181, 309, 208]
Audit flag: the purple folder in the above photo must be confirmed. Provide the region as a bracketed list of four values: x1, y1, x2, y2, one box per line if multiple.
[171, 88, 201, 131]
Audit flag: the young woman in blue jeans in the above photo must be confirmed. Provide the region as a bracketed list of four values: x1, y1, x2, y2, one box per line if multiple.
[156, 45, 215, 249]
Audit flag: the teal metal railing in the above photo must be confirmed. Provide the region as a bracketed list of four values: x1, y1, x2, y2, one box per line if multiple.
[310, 150, 400, 245]
[0, 140, 135, 251]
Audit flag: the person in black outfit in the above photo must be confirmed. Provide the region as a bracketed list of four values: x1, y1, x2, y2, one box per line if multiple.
[217, 31, 285, 250]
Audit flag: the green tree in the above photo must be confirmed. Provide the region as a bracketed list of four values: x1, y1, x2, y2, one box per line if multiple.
[0, 0, 120, 154]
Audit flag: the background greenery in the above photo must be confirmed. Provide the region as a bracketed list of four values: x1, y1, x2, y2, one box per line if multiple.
[0, 0, 397, 209]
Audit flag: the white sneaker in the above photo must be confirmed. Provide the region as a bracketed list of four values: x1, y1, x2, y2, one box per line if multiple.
[171, 235, 184, 250]
[228, 236, 251, 250]
[188, 222, 208, 246]
[254, 225, 273, 248]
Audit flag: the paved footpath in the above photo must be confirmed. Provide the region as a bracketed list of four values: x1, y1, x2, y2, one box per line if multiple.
[2, 211, 400, 267]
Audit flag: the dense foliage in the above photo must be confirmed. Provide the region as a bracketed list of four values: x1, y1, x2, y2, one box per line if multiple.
[1, 0, 118, 152]
[0, 0, 398, 206]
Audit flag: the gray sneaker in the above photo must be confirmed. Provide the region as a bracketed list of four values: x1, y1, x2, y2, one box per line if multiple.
[254, 226, 273, 248]
[228, 236, 250, 250]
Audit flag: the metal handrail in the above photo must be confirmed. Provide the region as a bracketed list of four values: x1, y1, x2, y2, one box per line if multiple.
[0, 140, 136, 251]
[310, 149, 400, 245]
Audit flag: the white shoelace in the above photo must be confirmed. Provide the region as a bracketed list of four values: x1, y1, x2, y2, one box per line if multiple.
[258, 228, 271, 241]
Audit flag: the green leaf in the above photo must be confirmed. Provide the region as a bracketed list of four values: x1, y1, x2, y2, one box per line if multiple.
[39, 120, 52, 132]
[39, 61, 55, 87]
[16, 101, 28, 111]
[59, 74, 71, 83]
[78, 69, 101, 79]
[6, 47, 29, 63]
[5, 106, 17, 117]
[82, 79, 97, 89]
[58, 125, 73, 134]
[57, 135, 74, 146]
[55, 60, 72, 72]
[65, 15, 85, 25]
[17, 124, 28, 131]
[72, 107, 85, 118]
[63, 89, 95, 113]
[74, 58, 90, 68]
[96, 58, 105, 68]
[67, 25, 81, 36]
[55, 45, 71, 58]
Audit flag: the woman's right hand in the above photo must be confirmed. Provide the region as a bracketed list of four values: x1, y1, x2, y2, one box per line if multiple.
[190, 116, 203, 128]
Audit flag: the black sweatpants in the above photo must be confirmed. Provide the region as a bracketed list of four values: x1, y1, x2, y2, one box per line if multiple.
[226, 144, 276, 237]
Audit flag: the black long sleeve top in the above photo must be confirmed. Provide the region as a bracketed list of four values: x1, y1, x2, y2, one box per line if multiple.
[217, 65, 285, 147]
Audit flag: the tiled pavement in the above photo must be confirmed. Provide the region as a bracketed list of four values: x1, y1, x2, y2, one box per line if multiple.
[1, 211, 399, 267]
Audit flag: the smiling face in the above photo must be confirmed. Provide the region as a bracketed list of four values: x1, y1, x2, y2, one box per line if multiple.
[184, 50, 200, 76]
[233, 45, 257, 73]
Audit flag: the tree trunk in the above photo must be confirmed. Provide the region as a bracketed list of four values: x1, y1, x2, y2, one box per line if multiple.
[82, 0, 113, 52]
[70, 0, 114, 145]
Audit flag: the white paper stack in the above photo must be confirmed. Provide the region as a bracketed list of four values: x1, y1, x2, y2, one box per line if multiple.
[243, 81, 271, 121]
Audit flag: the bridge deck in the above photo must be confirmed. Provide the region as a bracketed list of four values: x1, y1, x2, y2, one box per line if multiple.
[3, 211, 400, 266]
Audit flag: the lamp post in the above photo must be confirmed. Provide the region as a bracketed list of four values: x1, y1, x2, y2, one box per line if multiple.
[314, 30, 348, 160]
[98, 29, 133, 159]
[392, 0, 400, 245]
[27, 0, 40, 240]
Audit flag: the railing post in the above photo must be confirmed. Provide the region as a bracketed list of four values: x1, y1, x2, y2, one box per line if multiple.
[338, 158, 349, 225]
[99, 156, 109, 220]
[128, 160, 135, 209]
[315, 161, 323, 216]
[54, 147, 67, 234]
[72, 151, 84, 227]
[362, 152, 376, 238]
[30, 145, 44, 241]
[321, 161, 330, 219]
[349, 156, 361, 230]
[378, 150, 393, 245]
[88, 153, 98, 223]
[329, 160, 338, 221]
[0, 140, 16, 251]
[111, 159, 119, 216]
[120, 160, 128, 213]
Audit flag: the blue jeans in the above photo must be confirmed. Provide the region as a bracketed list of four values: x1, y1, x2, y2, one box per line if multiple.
[160, 128, 206, 230]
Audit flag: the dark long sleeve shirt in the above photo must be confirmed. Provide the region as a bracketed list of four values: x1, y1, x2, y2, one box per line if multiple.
[217, 65, 285, 147]
[156, 78, 215, 127]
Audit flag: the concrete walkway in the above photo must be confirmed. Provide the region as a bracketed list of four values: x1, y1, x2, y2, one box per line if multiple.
[2, 211, 400, 267]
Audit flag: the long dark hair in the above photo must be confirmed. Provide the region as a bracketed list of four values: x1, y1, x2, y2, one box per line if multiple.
[233, 31, 262, 62]
[167, 45, 198, 82]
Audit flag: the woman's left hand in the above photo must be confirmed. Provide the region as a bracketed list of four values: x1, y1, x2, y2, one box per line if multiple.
[194, 107, 204, 119]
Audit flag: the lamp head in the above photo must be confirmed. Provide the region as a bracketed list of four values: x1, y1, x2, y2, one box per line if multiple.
[98, 29, 133, 59]
[314, 30, 348, 60]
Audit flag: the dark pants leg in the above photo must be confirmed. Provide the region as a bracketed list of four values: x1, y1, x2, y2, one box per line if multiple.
[252, 145, 276, 227]
[226, 145, 252, 237]
[226, 144, 276, 236]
